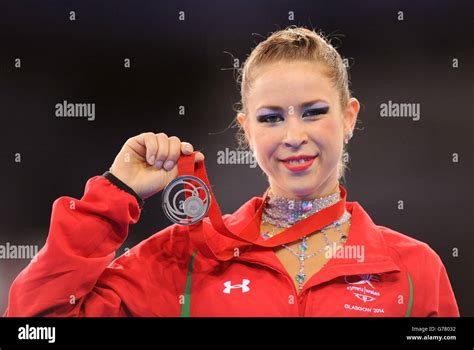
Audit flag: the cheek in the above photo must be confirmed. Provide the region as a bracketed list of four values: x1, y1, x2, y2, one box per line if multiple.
[250, 127, 279, 166]
[251, 126, 276, 152]
[314, 118, 343, 150]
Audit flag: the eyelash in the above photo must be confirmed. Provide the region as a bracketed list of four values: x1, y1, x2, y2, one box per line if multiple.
[258, 107, 330, 123]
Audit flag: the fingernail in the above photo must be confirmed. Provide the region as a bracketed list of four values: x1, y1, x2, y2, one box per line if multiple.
[148, 155, 155, 165]
[155, 160, 163, 169]
[185, 144, 192, 152]
[164, 160, 175, 170]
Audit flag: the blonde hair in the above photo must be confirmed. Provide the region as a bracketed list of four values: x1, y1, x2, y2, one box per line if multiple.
[233, 25, 354, 181]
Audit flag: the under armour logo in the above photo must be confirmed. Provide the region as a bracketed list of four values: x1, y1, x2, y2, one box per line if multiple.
[223, 279, 250, 294]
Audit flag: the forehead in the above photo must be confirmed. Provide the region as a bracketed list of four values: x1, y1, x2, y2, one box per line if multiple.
[249, 60, 335, 109]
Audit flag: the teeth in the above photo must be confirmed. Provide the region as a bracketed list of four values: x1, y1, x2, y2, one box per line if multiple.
[288, 159, 306, 164]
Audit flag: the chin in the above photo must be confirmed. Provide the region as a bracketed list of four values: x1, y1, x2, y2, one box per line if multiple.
[283, 184, 319, 198]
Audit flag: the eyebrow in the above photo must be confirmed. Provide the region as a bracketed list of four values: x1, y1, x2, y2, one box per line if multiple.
[256, 100, 329, 112]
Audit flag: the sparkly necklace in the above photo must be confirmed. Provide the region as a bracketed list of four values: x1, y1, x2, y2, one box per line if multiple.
[261, 190, 341, 239]
[281, 211, 350, 291]
[261, 190, 351, 291]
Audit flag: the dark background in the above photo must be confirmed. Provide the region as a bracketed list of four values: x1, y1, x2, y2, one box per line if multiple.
[0, 0, 472, 315]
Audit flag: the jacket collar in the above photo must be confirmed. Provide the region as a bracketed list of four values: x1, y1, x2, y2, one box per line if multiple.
[227, 198, 401, 291]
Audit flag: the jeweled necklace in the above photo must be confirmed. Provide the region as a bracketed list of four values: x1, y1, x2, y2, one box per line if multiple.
[262, 190, 341, 235]
[261, 190, 351, 291]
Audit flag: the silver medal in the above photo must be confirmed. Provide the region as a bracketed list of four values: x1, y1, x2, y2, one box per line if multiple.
[162, 175, 211, 225]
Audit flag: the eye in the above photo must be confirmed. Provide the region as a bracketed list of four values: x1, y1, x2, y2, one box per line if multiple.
[257, 114, 283, 123]
[302, 106, 330, 118]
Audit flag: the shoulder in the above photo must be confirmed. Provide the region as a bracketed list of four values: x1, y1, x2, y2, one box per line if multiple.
[376, 224, 444, 276]
[350, 202, 444, 271]
[374, 226, 459, 317]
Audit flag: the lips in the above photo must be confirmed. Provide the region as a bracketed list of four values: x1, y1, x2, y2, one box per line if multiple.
[280, 154, 317, 162]
[280, 155, 317, 172]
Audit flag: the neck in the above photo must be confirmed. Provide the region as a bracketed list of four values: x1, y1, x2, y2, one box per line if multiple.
[262, 184, 343, 228]
[268, 182, 340, 201]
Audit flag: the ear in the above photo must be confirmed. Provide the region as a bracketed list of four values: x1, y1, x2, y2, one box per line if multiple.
[237, 112, 253, 151]
[343, 97, 360, 134]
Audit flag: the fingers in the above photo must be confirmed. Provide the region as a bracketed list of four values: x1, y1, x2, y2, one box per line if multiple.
[181, 142, 205, 163]
[195, 151, 205, 162]
[163, 139, 203, 170]
[133, 132, 159, 165]
[181, 141, 193, 155]
[154, 133, 170, 169]
[132, 132, 203, 170]
[162, 136, 181, 171]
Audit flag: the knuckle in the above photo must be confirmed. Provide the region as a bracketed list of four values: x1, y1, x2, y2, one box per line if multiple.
[140, 131, 154, 139]
[169, 135, 181, 143]
[170, 150, 181, 160]
[157, 132, 168, 139]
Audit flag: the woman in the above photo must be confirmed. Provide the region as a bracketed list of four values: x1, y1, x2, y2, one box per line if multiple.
[5, 26, 459, 317]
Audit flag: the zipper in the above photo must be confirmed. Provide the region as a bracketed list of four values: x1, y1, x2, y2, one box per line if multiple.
[237, 256, 304, 315]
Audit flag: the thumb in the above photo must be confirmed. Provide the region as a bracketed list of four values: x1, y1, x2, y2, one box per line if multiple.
[195, 151, 205, 162]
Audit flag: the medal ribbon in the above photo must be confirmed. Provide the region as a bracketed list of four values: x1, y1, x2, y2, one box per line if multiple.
[177, 152, 347, 260]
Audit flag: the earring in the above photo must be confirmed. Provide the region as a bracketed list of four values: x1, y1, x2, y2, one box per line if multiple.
[344, 132, 353, 145]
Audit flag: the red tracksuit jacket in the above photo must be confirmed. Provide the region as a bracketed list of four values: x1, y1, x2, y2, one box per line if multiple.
[4, 175, 460, 317]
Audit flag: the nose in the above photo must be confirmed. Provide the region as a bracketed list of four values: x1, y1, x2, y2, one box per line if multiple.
[282, 118, 308, 148]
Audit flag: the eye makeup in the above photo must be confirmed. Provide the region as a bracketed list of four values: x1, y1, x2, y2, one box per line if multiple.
[302, 103, 330, 117]
[257, 101, 330, 123]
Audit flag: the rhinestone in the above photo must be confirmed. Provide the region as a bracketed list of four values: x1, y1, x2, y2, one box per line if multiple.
[299, 241, 308, 252]
[262, 232, 271, 240]
[302, 201, 313, 211]
[288, 213, 298, 224]
[296, 272, 306, 283]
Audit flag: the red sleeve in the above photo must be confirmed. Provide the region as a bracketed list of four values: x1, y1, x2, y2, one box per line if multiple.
[410, 244, 460, 317]
[4, 175, 144, 317]
[435, 263, 460, 317]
